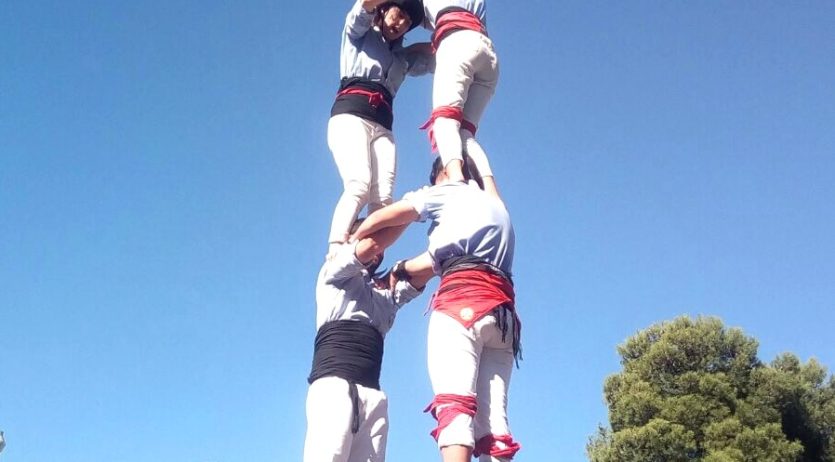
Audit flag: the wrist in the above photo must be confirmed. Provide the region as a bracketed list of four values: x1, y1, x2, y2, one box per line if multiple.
[361, 0, 378, 13]
[392, 260, 411, 282]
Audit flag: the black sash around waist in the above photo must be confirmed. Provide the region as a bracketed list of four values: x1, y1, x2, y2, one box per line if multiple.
[331, 77, 395, 130]
[308, 319, 385, 433]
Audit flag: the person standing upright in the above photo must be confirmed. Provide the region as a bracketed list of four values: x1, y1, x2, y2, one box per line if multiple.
[327, 0, 433, 255]
[352, 150, 521, 462]
[304, 222, 426, 462]
[418, 0, 497, 186]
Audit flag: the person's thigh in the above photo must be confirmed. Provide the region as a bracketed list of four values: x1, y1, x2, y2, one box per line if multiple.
[432, 31, 482, 110]
[304, 377, 354, 462]
[327, 114, 375, 243]
[328, 114, 373, 187]
[368, 130, 396, 213]
[427, 311, 481, 449]
[349, 387, 389, 462]
[427, 311, 480, 394]
[462, 35, 499, 126]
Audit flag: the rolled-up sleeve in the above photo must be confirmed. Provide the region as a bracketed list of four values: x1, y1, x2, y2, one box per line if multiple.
[345, 0, 375, 40]
[392, 280, 423, 306]
[322, 242, 365, 283]
[402, 187, 432, 222]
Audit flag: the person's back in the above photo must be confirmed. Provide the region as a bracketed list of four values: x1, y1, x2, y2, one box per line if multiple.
[406, 181, 513, 275]
[418, 0, 495, 187]
[349, 153, 523, 462]
[402, 178, 521, 462]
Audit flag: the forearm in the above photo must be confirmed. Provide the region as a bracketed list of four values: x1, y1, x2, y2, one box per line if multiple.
[463, 140, 503, 200]
[404, 252, 436, 289]
[481, 176, 501, 200]
[354, 223, 409, 263]
[352, 201, 419, 241]
[362, 0, 388, 12]
[345, 0, 379, 38]
[392, 252, 436, 290]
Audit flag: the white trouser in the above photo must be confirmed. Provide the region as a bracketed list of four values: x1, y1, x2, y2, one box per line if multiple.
[304, 376, 389, 462]
[427, 311, 515, 462]
[327, 113, 397, 245]
[432, 30, 499, 170]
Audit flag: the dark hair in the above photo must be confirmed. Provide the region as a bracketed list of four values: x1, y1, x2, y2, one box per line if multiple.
[366, 254, 384, 276]
[429, 153, 484, 189]
[378, 0, 425, 31]
[429, 156, 444, 185]
[349, 217, 365, 235]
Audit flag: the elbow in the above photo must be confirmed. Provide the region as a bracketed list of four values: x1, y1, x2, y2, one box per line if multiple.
[366, 239, 385, 256]
[356, 235, 385, 262]
[345, 26, 360, 39]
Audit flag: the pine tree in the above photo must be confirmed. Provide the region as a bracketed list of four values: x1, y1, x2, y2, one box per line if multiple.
[587, 316, 835, 462]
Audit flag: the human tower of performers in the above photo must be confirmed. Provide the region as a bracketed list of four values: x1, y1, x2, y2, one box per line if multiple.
[305, 1, 521, 461]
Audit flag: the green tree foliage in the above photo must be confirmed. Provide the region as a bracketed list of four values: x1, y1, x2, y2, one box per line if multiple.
[587, 316, 835, 462]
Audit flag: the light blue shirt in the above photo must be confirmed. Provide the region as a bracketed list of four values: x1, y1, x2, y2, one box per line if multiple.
[421, 0, 487, 29]
[340, 0, 434, 96]
[403, 181, 514, 275]
[315, 242, 422, 336]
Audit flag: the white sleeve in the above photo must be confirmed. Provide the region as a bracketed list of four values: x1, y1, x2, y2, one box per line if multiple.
[345, 0, 375, 40]
[402, 186, 432, 222]
[391, 280, 423, 306]
[321, 242, 365, 283]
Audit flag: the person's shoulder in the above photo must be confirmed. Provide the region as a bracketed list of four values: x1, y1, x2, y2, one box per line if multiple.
[422, 181, 474, 198]
[403, 184, 433, 199]
[427, 182, 466, 196]
[446, 180, 483, 194]
[322, 243, 365, 275]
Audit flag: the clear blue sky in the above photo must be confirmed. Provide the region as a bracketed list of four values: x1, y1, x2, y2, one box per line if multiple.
[2, 1, 834, 461]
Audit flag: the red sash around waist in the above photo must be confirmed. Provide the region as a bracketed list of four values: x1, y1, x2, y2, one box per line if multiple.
[430, 269, 514, 328]
[336, 87, 391, 110]
[432, 10, 487, 51]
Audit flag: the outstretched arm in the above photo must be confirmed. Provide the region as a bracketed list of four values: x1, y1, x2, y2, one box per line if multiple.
[354, 223, 409, 263]
[351, 200, 420, 242]
[464, 142, 502, 200]
[391, 251, 436, 289]
[324, 224, 408, 283]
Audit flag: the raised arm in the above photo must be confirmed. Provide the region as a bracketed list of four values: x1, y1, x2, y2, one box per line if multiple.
[362, 0, 389, 11]
[354, 223, 409, 263]
[345, 0, 388, 39]
[323, 223, 408, 283]
[465, 145, 502, 200]
[351, 200, 420, 242]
